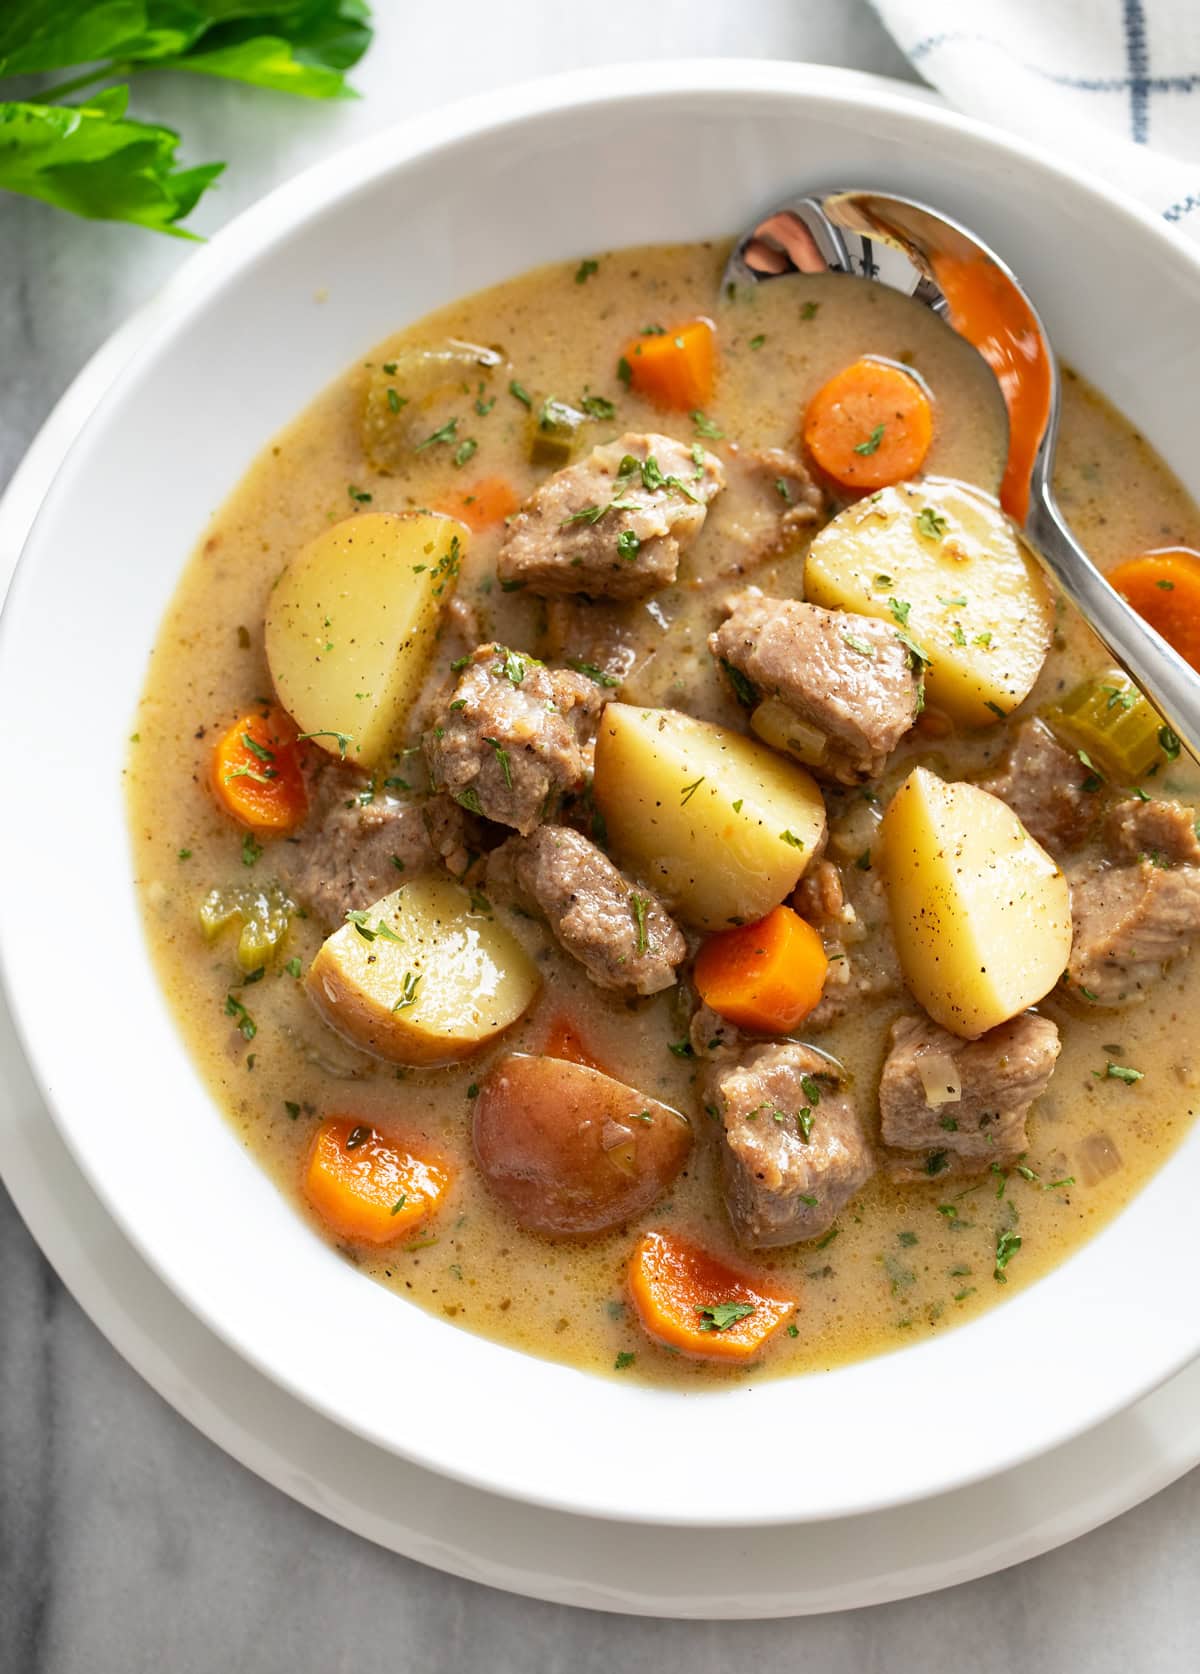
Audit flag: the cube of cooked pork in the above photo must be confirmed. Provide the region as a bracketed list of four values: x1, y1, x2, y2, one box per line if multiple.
[423, 644, 600, 836]
[488, 825, 685, 995]
[706, 1042, 873, 1246]
[710, 592, 921, 784]
[977, 717, 1097, 855]
[879, 1012, 1061, 1182]
[497, 433, 724, 600]
[1064, 794, 1200, 1005]
[278, 786, 432, 928]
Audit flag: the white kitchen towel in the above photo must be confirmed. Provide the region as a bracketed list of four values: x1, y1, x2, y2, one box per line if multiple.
[872, 0, 1200, 235]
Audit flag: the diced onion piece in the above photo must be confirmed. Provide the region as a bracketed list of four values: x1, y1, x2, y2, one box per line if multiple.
[1078, 1131, 1123, 1186]
[915, 1052, 962, 1108]
[751, 698, 828, 767]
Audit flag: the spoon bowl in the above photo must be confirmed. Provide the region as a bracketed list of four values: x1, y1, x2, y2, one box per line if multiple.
[725, 188, 1200, 760]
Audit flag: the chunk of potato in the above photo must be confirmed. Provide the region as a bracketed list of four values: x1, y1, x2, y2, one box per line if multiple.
[880, 766, 1071, 1037]
[265, 511, 466, 767]
[804, 478, 1054, 727]
[306, 878, 539, 1064]
[592, 704, 827, 930]
[362, 340, 503, 472]
[473, 1053, 692, 1237]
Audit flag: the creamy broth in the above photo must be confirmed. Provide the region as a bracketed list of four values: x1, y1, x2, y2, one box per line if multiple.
[128, 242, 1200, 1385]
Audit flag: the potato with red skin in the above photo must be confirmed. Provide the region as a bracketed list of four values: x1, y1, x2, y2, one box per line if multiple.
[473, 1054, 692, 1237]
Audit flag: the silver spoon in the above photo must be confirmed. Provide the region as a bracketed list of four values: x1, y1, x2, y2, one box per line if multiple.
[724, 189, 1200, 760]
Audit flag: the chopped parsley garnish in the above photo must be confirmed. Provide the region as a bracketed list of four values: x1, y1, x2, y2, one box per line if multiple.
[925, 1150, 949, 1176]
[985, 700, 1007, 719]
[916, 505, 948, 539]
[696, 1301, 755, 1332]
[581, 395, 616, 420]
[284, 957, 302, 978]
[854, 423, 885, 456]
[453, 437, 478, 468]
[951, 624, 968, 648]
[616, 529, 641, 562]
[691, 409, 724, 439]
[616, 356, 633, 386]
[575, 258, 599, 284]
[938, 593, 966, 607]
[284, 1101, 301, 1120]
[720, 659, 758, 707]
[561, 502, 606, 528]
[483, 736, 513, 789]
[385, 386, 404, 415]
[224, 994, 256, 1041]
[750, 333, 766, 349]
[974, 631, 993, 649]
[888, 597, 912, 627]
[680, 777, 705, 805]
[1077, 748, 1104, 793]
[796, 1108, 814, 1141]
[390, 1195, 408, 1216]
[1095, 1061, 1144, 1084]
[668, 1039, 695, 1059]
[568, 660, 620, 687]
[630, 894, 649, 955]
[241, 832, 262, 867]
[494, 648, 527, 684]
[800, 1074, 823, 1107]
[509, 379, 533, 407]
[348, 484, 372, 503]
[455, 787, 483, 814]
[993, 1228, 1022, 1282]
[177, 848, 192, 861]
[1160, 726, 1182, 760]
[841, 630, 875, 658]
[779, 829, 806, 849]
[297, 730, 354, 759]
[774, 477, 794, 503]
[801, 300, 820, 320]
[392, 971, 421, 1012]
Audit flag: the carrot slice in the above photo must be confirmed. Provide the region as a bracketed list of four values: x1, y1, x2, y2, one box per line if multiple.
[1107, 548, 1200, 673]
[303, 1118, 453, 1245]
[435, 476, 519, 533]
[694, 905, 828, 1033]
[212, 705, 308, 834]
[628, 1230, 796, 1362]
[620, 317, 716, 411]
[802, 357, 933, 491]
[541, 1014, 604, 1072]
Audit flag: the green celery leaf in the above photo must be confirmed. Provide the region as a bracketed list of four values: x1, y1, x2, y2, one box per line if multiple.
[0, 1, 146, 75]
[1, 2, 372, 96]
[159, 1, 373, 97]
[0, 87, 223, 234]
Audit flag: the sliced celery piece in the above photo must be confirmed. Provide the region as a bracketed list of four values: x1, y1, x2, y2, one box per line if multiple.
[200, 883, 293, 973]
[1048, 670, 1169, 782]
[528, 397, 587, 468]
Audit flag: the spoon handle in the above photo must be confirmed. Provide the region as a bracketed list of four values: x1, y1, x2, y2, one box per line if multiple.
[1025, 494, 1200, 763]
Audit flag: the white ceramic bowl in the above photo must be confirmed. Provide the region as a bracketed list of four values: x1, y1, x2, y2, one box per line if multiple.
[3, 60, 1200, 1528]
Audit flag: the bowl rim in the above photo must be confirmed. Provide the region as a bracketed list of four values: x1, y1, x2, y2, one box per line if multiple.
[4, 56, 1200, 1528]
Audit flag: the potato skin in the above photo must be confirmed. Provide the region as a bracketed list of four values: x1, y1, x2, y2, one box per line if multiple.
[306, 879, 540, 1065]
[805, 478, 1054, 727]
[592, 703, 826, 930]
[473, 1054, 693, 1237]
[880, 767, 1072, 1038]
[265, 511, 467, 767]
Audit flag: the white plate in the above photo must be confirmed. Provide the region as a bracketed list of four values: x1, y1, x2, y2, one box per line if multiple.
[2, 986, 1199, 1617]
[0, 70, 1197, 1616]
[3, 60, 1200, 1529]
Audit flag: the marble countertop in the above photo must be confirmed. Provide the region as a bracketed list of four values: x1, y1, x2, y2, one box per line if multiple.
[2, 3, 1198, 1666]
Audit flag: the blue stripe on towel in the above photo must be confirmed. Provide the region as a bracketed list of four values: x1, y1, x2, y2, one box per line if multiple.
[1123, 0, 1151, 142]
